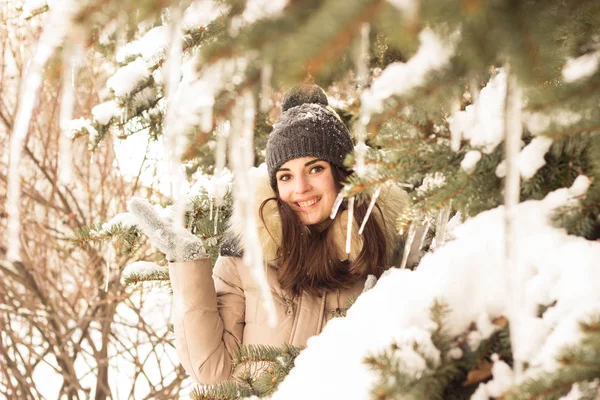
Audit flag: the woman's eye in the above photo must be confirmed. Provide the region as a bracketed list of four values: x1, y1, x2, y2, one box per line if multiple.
[310, 165, 324, 174]
[278, 174, 292, 182]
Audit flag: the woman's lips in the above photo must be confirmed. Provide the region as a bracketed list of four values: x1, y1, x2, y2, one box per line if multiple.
[294, 197, 321, 209]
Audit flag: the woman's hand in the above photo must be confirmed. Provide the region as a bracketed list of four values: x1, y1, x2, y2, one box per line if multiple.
[128, 197, 207, 262]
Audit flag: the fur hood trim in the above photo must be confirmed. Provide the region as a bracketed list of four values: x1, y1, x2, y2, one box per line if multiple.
[227, 164, 408, 265]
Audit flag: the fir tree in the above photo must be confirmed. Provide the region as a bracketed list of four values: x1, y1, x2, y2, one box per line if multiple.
[14, 0, 600, 398]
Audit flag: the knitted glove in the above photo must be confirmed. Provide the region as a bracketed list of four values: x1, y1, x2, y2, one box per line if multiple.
[128, 197, 207, 262]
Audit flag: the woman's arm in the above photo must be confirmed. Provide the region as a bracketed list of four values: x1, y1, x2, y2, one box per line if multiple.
[169, 256, 245, 384]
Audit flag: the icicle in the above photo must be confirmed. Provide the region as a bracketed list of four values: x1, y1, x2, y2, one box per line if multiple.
[416, 219, 431, 251]
[213, 121, 229, 209]
[104, 243, 116, 292]
[209, 196, 214, 221]
[399, 219, 418, 269]
[345, 197, 355, 254]
[432, 202, 452, 250]
[162, 8, 186, 245]
[354, 23, 371, 178]
[503, 68, 524, 379]
[260, 63, 273, 112]
[58, 44, 80, 186]
[6, 0, 77, 262]
[356, 23, 370, 89]
[330, 192, 345, 219]
[358, 186, 381, 234]
[229, 91, 277, 327]
[214, 205, 219, 235]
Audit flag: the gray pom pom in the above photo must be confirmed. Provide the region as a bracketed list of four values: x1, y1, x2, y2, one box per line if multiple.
[281, 84, 328, 112]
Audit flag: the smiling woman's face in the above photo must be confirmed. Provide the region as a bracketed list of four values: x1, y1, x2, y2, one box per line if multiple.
[276, 157, 338, 225]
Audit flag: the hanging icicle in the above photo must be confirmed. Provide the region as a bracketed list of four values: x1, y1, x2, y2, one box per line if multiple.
[104, 243, 116, 292]
[354, 23, 371, 179]
[228, 91, 277, 327]
[58, 44, 81, 186]
[432, 202, 452, 250]
[260, 63, 273, 113]
[345, 197, 355, 254]
[214, 206, 219, 235]
[503, 68, 525, 379]
[399, 219, 419, 269]
[6, 0, 78, 263]
[416, 219, 431, 251]
[358, 186, 381, 234]
[209, 196, 214, 221]
[330, 192, 345, 220]
[161, 7, 187, 260]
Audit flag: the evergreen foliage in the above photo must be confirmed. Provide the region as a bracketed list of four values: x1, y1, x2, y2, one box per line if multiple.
[190, 343, 304, 400]
[46, 0, 600, 397]
[365, 301, 512, 400]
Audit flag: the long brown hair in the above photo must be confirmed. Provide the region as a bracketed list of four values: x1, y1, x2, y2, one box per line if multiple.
[259, 165, 387, 297]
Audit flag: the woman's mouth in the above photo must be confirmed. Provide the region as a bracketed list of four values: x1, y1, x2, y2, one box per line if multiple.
[294, 197, 321, 208]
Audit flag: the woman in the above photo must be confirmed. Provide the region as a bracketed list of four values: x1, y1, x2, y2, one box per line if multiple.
[129, 84, 409, 385]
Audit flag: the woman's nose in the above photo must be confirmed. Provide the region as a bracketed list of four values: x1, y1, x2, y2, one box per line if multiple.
[294, 175, 312, 193]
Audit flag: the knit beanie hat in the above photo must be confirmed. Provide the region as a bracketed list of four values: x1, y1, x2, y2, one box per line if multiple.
[266, 84, 354, 189]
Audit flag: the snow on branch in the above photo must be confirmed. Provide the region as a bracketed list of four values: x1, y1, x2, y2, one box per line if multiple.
[270, 180, 600, 399]
[361, 28, 459, 117]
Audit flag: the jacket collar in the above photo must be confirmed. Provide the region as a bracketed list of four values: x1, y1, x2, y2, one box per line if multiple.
[227, 164, 409, 265]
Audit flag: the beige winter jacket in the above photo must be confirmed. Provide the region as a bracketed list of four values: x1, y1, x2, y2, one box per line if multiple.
[169, 166, 410, 385]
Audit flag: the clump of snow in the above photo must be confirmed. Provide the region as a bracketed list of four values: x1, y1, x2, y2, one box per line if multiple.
[460, 150, 482, 173]
[471, 354, 515, 399]
[523, 109, 581, 135]
[106, 57, 150, 98]
[122, 261, 164, 282]
[416, 172, 446, 194]
[562, 51, 600, 83]
[517, 136, 553, 179]
[101, 212, 138, 233]
[558, 380, 600, 400]
[361, 28, 458, 117]
[182, 0, 227, 30]
[92, 100, 120, 125]
[68, 117, 98, 142]
[239, 0, 289, 25]
[568, 175, 591, 198]
[270, 180, 600, 399]
[116, 26, 169, 64]
[448, 71, 507, 154]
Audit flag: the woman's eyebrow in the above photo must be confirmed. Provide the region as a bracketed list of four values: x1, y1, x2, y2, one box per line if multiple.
[304, 159, 326, 167]
[277, 167, 290, 172]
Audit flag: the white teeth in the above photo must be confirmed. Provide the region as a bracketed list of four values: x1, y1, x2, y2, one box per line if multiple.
[297, 198, 319, 207]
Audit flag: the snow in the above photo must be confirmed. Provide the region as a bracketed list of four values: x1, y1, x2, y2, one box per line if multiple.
[22, 0, 48, 16]
[269, 181, 600, 399]
[517, 136, 553, 179]
[239, 0, 289, 24]
[92, 100, 121, 125]
[523, 109, 581, 135]
[101, 212, 138, 233]
[386, 0, 418, 20]
[470, 355, 514, 399]
[122, 261, 163, 277]
[361, 28, 458, 117]
[568, 175, 591, 197]
[106, 57, 151, 98]
[562, 51, 600, 83]
[460, 150, 482, 173]
[182, 0, 227, 30]
[448, 71, 507, 154]
[116, 26, 169, 63]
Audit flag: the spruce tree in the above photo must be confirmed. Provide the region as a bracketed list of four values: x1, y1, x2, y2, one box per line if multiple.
[13, 0, 600, 398]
